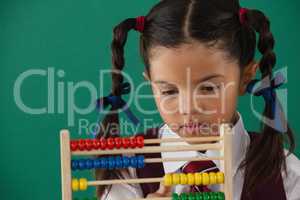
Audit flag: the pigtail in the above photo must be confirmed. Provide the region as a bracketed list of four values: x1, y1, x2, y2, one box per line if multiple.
[95, 18, 137, 197]
[239, 9, 295, 197]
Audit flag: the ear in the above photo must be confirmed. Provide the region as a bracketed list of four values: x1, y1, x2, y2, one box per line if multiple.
[143, 71, 150, 81]
[239, 61, 259, 95]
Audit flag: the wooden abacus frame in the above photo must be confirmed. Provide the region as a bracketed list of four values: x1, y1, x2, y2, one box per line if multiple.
[60, 124, 233, 200]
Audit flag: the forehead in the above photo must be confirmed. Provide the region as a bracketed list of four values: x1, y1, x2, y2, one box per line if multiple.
[148, 42, 239, 85]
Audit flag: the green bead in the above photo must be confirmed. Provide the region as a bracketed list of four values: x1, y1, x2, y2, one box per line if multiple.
[172, 193, 180, 200]
[188, 193, 196, 200]
[216, 192, 225, 200]
[180, 193, 189, 200]
[203, 193, 210, 200]
[195, 192, 203, 200]
[209, 192, 218, 200]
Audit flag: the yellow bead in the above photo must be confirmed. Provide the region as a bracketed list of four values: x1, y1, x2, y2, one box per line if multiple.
[202, 172, 209, 185]
[79, 178, 88, 191]
[209, 172, 217, 185]
[195, 173, 202, 185]
[164, 174, 173, 186]
[216, 172, 225, 184]
[180, 173, 188, 184]
[72, 179, 79, 191]
[187, 173, 195, 185]
[172, 173, 180, 185]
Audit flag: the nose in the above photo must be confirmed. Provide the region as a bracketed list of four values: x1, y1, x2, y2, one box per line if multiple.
[179, 90, 198, 115]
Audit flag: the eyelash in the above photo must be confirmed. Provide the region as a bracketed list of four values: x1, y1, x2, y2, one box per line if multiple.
[161, 90, 178, 95]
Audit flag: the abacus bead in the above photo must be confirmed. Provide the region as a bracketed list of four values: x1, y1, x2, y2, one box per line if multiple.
[100, 157, 108, 168]
[202, 173, 210, 185]
[187, 173, 195, 185]
[172, 173, 180, 185]
[93, 159, 101, 168]
[188, 193, 196, 200]
[107, 138, 115, 149]
[172, 193, 180, 200]
[108, 156, 116, 169]
[72, 179, 79, 191]
[180, 193, 188, 200]
[86, 159, 94, 169]
[129, 137, 137, 148]
[203, 193, 210, 200]
[180, 173, 188, 184]
[78, 139, 86, 151]
[85, 139, 93, 151]
[114, 137, 122, 149]
[216, 172, 224, 184]
[122, 138, 130, 148]
[115, 156, 123, 168]
[195, 193, 203, 200]
[79, 178, 88, 191]
[137, 155, 145, 168]
[92, 139, 101, 150]
[210, 192, 218, 200]
[99, 139, 107, 150]
[130, 156, 138, 168]
[122, 156, 130, 168]
[136, 136, 144, 148]
[209, 172, 217, 185]
[164, 174, 173, 186]
[70, 140, 79, 151]
[71, 160, 79, 170]
[195, 173, 202, 185]
[78, 159, 86, 170]
[216, 192, 225, 200]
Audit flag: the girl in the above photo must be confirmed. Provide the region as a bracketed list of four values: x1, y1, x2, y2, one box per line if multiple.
[95, 0, 300, 199]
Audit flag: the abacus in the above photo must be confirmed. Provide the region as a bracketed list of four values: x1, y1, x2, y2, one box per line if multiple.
[60, 124, 233, 200]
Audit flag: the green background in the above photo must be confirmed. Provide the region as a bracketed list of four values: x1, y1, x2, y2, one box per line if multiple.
[0, 0, 299, 199]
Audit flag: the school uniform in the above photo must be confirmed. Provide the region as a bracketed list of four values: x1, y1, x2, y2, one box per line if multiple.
[100, 113, 300, 200]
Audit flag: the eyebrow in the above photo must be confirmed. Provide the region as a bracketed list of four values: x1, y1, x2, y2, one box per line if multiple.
[153, 74, 224, 85]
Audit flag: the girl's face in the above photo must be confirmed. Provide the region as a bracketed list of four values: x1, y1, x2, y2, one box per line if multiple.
[146, 42, 253, 137]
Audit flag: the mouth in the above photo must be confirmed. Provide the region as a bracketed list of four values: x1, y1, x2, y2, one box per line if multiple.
[180, 122, 203, 134]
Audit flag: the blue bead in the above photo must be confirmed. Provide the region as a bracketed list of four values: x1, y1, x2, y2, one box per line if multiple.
[130, 156, 138, 168]
[93, 159, 101, 169]
[115, 156, 123, 168]
[78, 159, 86, 170]
[86, 159, 94, 169]
[108, 156, 115, 169]
[122, 156, 130, 168]
[100, 157, 108, 169]
[71, 160, 78, 170]
[137, 155, 145, 168]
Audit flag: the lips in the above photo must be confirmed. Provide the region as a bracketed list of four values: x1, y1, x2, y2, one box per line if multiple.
[181, 122, 203, 134]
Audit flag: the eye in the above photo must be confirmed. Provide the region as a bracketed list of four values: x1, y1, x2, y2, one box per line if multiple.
[199, 85, 220, 94]
[161, 90, 178, 96]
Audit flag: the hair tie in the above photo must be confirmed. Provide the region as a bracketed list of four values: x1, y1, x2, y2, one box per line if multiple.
[246, 72, 286, 133]
[134, 16, 146, 33]
[239, 8, 248, 25]
[96, 82, 140, 126]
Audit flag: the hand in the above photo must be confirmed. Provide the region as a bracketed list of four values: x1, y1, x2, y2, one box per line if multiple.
[146, 182, 172, 198]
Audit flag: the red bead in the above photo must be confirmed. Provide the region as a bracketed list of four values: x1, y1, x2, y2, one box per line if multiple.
[114, 137, 122, 149]
[78, 139, 86, 151]
[70, 140, 79, 151]
[122, 138, 130, 149]
[85, 139, 93, 151]
[99, 138, 107, 150]
[136, 136, 144, 148]
[107, 137, 115, 149]
[129, 137, 137, 148]
[92, 139, 101, 150]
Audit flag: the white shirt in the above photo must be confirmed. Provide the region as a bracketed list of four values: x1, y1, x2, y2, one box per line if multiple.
[101, 113, 300, 200]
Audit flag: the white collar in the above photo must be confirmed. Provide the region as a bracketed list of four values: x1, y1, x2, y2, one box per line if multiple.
[160, 112, 250, 176]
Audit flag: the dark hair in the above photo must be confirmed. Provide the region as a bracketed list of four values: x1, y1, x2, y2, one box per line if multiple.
[96, 0, 295, 198]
